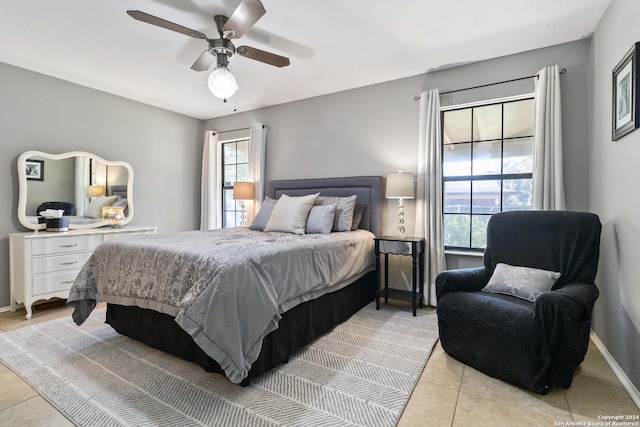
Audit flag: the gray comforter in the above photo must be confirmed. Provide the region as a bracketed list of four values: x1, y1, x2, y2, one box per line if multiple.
[67, 228, 375, 383]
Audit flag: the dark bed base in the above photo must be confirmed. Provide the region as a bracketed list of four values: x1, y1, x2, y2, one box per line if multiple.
[105, 271, 376, 385]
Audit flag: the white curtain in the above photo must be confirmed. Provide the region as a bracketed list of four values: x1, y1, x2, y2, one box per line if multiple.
[416, 89, 447, 306]
[74, 156, 90, 215]
[248, 123, 267, 220]
[200, 130, 222, 230]
[532, 65, 566, 210]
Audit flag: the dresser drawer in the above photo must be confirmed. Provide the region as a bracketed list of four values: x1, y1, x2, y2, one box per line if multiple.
[32, 270, 79, 296]
[31, 235, 102, 256]
[31, 252, 92, 274]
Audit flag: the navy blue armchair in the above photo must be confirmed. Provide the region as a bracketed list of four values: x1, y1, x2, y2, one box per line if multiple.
[436, 211, 601, 394]
[36, 201, 76, 216]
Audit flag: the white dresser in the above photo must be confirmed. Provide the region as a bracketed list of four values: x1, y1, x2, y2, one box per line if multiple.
[9, 226, 157, 319]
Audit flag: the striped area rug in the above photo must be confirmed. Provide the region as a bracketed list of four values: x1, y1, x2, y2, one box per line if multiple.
[0, 303, 438, 427]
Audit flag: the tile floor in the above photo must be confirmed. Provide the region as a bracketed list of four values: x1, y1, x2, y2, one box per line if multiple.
[0, 303, 638, 427]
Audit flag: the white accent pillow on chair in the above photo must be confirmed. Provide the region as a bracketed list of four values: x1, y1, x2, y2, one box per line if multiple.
[482, 263, 561, 302]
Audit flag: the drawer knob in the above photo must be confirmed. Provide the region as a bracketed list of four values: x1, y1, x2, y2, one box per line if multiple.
[60, 244, 78, 248]
[60, 280, 75, 285]
[60, 261, 78, 266]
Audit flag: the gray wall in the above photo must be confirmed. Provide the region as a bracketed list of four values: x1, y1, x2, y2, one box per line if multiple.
[423, 39, 593, 271]
[203, 74, 425, 241]
[206, 40, 591, 214]
[422, 39, 591, 213]
[589, 0, 640, 394]
[0, 62, 203, 308]
[204, 40, 592, 286]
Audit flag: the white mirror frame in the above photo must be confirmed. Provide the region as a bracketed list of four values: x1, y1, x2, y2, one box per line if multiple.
[17, 150, 134, 230]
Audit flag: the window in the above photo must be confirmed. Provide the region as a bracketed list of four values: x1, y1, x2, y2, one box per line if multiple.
[442, 97, 534, 250]
[221, 139, 249, 228]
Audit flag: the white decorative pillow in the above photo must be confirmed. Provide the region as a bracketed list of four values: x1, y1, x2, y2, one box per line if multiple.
[84, 195, 118, 219]
[249, 197, 277, 231]
[306, 204, 337, 234]
[315, 195, 357, 232]
[264, 193, 319, 234]
[482, 263, 561, 302]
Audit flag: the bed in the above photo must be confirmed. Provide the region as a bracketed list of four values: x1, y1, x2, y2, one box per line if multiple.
[68, 176, 383, 385]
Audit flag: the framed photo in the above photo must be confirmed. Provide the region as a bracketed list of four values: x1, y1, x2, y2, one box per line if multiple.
[25, 159, 44, 181]
[613, 42, 640, 141]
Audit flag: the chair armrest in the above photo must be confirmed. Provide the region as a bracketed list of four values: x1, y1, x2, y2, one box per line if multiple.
[535, 283, 599, 322]
[436, 267, 491, 299]
[534, 283, 599, 383]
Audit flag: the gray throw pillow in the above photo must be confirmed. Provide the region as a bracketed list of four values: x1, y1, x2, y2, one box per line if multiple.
[248, 197, 276, 231]
[350, 204, 366, 230]
[306, 204, 337, 234]
[482, 263, 561, 302]
[315, 195, 357, 232]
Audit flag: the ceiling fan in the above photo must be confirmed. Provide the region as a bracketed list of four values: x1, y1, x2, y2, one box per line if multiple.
[127, 0, 290, 102]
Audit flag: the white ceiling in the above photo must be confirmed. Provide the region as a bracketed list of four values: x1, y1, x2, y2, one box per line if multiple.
[0, 0, 611, 120]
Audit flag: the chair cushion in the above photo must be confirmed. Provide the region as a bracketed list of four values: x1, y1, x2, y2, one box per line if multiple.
[483, 263, 561, 302]
[437, 291, 547, 392]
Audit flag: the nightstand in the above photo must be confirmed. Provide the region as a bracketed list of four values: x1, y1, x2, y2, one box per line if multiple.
[374, 236, 425, 316]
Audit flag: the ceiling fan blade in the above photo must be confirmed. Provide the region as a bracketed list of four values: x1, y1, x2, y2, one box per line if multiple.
[222, 0, 266, 39]
[237, 46, 290, 67]
[191, 50, 216, 71]
[127, 10, 208, 40]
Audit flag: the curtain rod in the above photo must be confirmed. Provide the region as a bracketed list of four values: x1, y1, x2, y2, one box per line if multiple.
[213, 124, 266, 135]
[413, 68, 566, 101]
[215, 126, 249, 135]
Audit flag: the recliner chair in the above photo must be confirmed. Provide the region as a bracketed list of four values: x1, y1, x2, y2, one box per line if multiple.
[436, 210, 601, 394]
[36, 201, 76, 216]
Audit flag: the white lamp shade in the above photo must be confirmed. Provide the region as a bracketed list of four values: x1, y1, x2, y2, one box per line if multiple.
[233, 181, 254, 200]
[208, 66, 239, 100]
[386, 172, 414, 199]
[87, 185, 104, 198]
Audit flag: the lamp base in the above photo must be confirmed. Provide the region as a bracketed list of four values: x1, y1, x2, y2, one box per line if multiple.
[396, 198, 406, 238]
[240, 201, 247, 227]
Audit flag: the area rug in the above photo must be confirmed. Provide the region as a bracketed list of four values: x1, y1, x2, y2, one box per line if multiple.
[0, 303, 438, 427]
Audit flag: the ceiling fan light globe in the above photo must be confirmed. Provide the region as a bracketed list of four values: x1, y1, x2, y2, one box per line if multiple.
[208, 67, 239, 100]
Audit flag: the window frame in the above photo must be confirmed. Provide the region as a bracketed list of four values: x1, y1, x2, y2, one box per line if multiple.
[441, 93, 535, 252]
[220, 138, 250, 228]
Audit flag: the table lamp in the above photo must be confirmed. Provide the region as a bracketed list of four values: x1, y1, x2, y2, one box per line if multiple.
[233, 182, 255, 226]
[386, 172, 414, 237]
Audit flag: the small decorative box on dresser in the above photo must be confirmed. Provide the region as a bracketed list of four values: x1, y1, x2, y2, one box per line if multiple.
[9, 226, 157, 319]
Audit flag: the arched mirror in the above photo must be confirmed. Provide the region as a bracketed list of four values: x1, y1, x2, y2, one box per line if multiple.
[17, 151, 134, 230]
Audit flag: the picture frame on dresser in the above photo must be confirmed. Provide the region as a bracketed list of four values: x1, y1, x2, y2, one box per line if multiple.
[613, 42, 640, 141]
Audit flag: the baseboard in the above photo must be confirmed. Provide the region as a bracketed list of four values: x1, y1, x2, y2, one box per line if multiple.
[0, 302, 23, 314]
[590, 330, 640, 409]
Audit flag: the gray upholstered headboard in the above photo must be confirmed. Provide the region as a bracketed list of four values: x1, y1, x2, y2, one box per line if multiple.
[267, 176, 383, 237]
[110, 185, 127, 199]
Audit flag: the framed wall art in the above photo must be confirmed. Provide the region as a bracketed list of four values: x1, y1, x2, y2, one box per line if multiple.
[25, 159, 44, 181]
[613, 42, 640, 141]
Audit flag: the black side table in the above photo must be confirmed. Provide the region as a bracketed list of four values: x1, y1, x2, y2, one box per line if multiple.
[374, 236, 426, 316]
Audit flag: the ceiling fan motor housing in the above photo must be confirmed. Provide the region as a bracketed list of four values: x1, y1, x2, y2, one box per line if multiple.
[209, 38, 235, 67]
